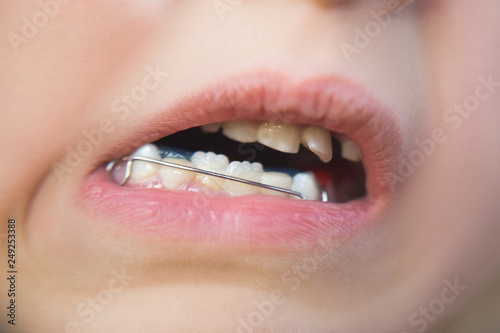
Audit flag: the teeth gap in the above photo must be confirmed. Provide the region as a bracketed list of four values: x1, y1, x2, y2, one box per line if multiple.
[108, 121, 366, 203]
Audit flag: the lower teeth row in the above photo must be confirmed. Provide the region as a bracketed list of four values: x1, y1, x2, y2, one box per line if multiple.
[107, 144, 325, 201]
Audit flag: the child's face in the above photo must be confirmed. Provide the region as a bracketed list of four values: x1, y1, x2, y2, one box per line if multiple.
[2, 0, 500, 332]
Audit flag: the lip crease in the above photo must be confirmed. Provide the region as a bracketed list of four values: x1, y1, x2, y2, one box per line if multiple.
[78, 71, 403, 250]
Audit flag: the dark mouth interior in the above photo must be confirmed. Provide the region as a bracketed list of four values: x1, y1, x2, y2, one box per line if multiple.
[154, 126, 366, 203]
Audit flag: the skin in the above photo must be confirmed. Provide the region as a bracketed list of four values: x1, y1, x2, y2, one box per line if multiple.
[1, 0, 500, 332]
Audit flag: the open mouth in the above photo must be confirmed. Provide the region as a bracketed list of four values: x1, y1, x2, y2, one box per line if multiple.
[106, 121, 366, 203]
[80, 72, 402, 249]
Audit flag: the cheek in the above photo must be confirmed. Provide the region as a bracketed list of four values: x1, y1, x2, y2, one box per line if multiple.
[0, 0, 169, 194]
[26, 173, 137, 286]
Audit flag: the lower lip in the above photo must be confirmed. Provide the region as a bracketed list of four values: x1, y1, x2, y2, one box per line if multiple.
[79, 168, 383, 250]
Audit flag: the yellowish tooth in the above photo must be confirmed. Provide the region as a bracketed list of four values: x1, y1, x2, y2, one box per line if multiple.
[341, 139, 362, 162]
[291, 172, 321, 201]
[201, 123, 222, 133]
[301, 125, 333, 163]
[223, 161, 263, 196]
[191, 151, 229, 191]
[129, 144, 161, 182]
[159, 158, 196, 190]
[260, 172, 293, 197]
[222, 120, 260, 143]
[256, 121, 301, 154]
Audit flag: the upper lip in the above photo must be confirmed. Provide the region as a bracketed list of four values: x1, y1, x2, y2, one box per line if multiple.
[79, 70, 403, 249]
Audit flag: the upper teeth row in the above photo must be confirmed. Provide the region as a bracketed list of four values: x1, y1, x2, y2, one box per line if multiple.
[201, 120, 362, 163]
[115, 144, 324, 200]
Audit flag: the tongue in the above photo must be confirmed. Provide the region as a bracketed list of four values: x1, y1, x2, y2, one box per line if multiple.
[310, 168, 331, 190]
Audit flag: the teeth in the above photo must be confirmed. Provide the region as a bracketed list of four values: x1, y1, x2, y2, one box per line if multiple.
[114, 114, 354, 203]
[222, 120, 260, 143]
[203, 121, 337, 163]
[201, 122, 222, 133]
[301, 125, 333, 163]
[291, 172, 322, 201]
[257, 121, 301, 154]
[260, 172, 293, 197]
[129, 144, 162, 181]
[159, 158, 196, 190]
[191, 151, 229, 191]
[223, 161, 263, 196]
[341, 139, 362, 162]
[111, 145, 330, 201]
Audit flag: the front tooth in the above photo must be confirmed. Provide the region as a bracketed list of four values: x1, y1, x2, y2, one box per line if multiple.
[129, 144, 161, 182]
[223, 161, 263, 196]
[260, 172, 293, 197]
[159, 158, 196, 190]
[341, 139, 362, 162]
[257, 121, 301, 153]
[201, 122, 222, 133]
[191, 151, 229, 191]
[291, 172, 321, 201]
[301, 125, 333, 163]
[222, 120, 260, 143]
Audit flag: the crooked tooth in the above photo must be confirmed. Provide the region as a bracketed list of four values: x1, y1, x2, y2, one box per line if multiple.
[159, 158, 196, 190]
[291, 172, 321, 201]
[257, 121, 301, 154]
[191, 151, 229, 191]
[201, 122, 222, 134]
[341, 139, 362, 162]
[222, 120, 260, 143]
[260, 172, 293, 197]
[223, 161, 263, 196]
[301, 125, 333, 163]
[129, 144, 161, 182]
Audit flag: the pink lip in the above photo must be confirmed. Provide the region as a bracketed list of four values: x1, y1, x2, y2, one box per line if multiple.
[78, 71, 403, 250]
